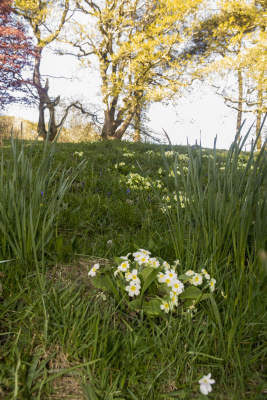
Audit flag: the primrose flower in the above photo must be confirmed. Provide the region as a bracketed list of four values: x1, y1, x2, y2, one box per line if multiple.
[138, 249, 151, 255]
[201, 269, 210, 280]
[209, 278, 216, 292]
[126, 281, 141, 297]
[185, 270, 195, 276]
[148, 257, 160, 268]
[190, 274, 203, 286]
[120, 253, 131, 260]
[88, 263, 100, 277]
[158, 272, 165, 283]
[133, 251, 144, 260]
[162, 195, 170, 202]
[185, 269, 195, 276]
[166, 269, 178, 280]
[173, 260, 180, 266]
[125, 269, 140, 285]
[199, 373, 215, 395]
[164, 276, 174, 287]
[169, 291, 178, 307]
[137, 255, 150, 265]
[160, 300, 171, 313]
[171, 279, 184, 295]
[125, 271, 131, 280]
[118, 260, 130, 272]
[163, 261, 170, 270]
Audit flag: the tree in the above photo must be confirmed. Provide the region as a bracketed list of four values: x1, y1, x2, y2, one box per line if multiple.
[0, 0, 36, 110]
[188, 0, 266, 147]
[68, 0, 205, 140]
[187, 0, 257, 134]
[12, 0, 73, 141]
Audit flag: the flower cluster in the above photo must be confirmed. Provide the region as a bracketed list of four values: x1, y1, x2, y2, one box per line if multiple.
[168, 165, 188, 177]
[202, 154, 214, 159]
[165, 150, 175, 158]
[115, 162, 126, 168]
[126, 173, 151, 189]
[123, 152, 135, 157]
[88, 249, 217, 316]
[168, 167, 181, 177]
[124, 173, 162, 190]
[160, 191, 189, 213]
[177, 154, 189, 162]
[185, 268, 216, 292]
[74, 151, 84, 157]
[146, 150, 159, 155]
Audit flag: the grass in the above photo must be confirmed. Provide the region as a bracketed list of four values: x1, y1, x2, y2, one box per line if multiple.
[0, 124, 266, 399]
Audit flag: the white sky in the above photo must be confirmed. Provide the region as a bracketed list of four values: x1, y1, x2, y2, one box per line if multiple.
[6, 47, 257, 150]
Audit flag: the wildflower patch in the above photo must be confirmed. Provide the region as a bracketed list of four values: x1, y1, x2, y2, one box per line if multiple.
[88, 249, 217, 317]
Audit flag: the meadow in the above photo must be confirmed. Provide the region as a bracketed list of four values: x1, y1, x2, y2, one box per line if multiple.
[0, 126, 266, 399]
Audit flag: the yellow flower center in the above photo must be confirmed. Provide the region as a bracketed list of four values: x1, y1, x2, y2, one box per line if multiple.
[195, 277, 199, 281]
[131, 286, 136, 291]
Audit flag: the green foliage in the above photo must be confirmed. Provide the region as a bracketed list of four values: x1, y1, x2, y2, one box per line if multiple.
[0, 125, 266, 399]
[0, 128, 86, 265]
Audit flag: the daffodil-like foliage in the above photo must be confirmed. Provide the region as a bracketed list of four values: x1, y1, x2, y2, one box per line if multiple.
[88, 249, 217, 317]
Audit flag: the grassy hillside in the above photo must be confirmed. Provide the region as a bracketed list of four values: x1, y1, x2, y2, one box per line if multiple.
[0, 132, 266, 399]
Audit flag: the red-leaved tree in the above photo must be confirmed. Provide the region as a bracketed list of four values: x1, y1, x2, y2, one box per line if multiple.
[0, 0, 36, 110]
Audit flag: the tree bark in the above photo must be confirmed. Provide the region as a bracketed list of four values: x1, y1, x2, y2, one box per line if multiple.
[33, 47, 59, 141]
[256, 89, 262, 151]
[101, 106, 137, 140]
[134, 104, 141, 142]
[236, 68, 243, 139]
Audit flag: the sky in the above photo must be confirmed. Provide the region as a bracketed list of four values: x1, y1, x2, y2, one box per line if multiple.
[6, 47, 258, 150]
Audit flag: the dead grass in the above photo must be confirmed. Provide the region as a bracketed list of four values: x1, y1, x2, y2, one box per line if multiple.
[41, 346, 85, 400]
[47, 257, 110, 289]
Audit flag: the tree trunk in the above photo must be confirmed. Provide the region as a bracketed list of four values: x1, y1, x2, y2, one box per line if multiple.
[134, 104, 141, 142]
[34, 47, 59, 141]
[236, 69, 243, 139]
[101, 107, 137, 140]
[101, 110, 117, 140]
[256, 89, 262, 151]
